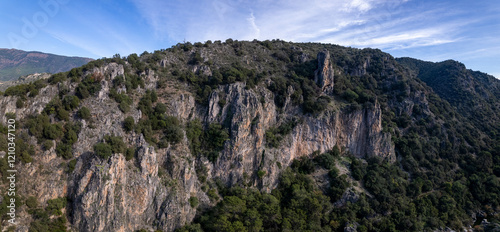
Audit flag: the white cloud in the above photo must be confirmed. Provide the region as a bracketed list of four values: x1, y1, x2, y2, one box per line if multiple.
[48, 31, 108, 57]
[127, 0, 481, 54]
[342, 0, 374, 13]
[247, 12, 260, 39]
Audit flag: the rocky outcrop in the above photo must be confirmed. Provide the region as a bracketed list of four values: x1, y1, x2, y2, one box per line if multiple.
[314, 50, 335, 93]
[206, 83, 395, 190]
[69, 134, 199, 232]
[334, 187, 360, 207]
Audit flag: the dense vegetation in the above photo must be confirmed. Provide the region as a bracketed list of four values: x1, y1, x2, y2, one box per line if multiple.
[0, 39, 498, 231]
[0, 49, 91, 81]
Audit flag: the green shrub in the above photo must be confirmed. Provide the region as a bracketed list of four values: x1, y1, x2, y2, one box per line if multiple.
[154, 103, 167, 115]
[25, 196, 38, 209]
[43, 124, 63, 140]
[56, 108, 70, 121]
[20, 150, 33, 163]
[343, 89, 359, 102]
[186, 119, 203, 155]
[62, 95, 80, 110]
[94, 142, 112, 159]
[109, 88, 133, 113]
[207, 189, 219, 202]
[67, 159, 77, 173]
[46, 198, 67, 216]
[119, 101, 131, 113]
[189, 196, 199, 208]
[125, 147, 135, 161]
[257, 170, 266, 179]
[104, 135, 126, 154]
[42, 140, 54, 151]
[291, 156, 315, 174]
[265, 119, 298, 148]
[313, 152, 336, 170]
[27, 113, 50, 139]
[123, 116, 135, 132]
[205, 123, 229, 151]
[16, 98, 24, 108]
[77, 107, 91, 120]
[76, 74, 102, 99]
[164, 123, 183, 144]
[63, 129, 78, 145]
[48, 73, 67, 84]
[55, 143, 72, 159]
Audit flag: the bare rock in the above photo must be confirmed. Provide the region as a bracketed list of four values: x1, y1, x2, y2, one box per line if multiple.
[314, 50, 335, 93]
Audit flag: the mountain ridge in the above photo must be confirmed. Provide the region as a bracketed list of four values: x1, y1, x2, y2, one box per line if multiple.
[0, 48, 93, 81]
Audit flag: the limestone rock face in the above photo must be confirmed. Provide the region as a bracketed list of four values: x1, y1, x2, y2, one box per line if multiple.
[314, 50, 335, 93]
[69, 135, 198, 232]
[206, 83, 395, 191]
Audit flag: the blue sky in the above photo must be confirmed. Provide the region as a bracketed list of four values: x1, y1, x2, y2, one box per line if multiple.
[1, 0, 499, 78]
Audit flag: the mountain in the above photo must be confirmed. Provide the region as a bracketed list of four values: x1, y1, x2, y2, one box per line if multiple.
[0, 48, 93, 81]
[0, 40, 498, 231]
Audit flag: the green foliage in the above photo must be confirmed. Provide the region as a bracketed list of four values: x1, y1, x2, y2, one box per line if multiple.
[26, 196, 38, 209]
[94, 135, 126, 159]
[55, 143, 72, 159]
[265, 119, 298, 148]
[186, 120, 228, 162]
[67, 159, 77, 173]
[42, 140, 54, 151]
[43, 124, 63, 140]
[62, 95, 80, 110]
[94, 142, 112, 159]
[205, 123, 229, 152]
[186, 119, 203, 155]
[186, 167, 332, 232]
[175, 224, 203, 232]
[4, 82, 42, 98]
[313, 147, 340, 170]
[343, 89, 359, 102]
[49, 72, 68, 84]
[56, 108, 69, 121]
[189, 197, 199, 208]
[123, 116, 135, 132]
[76, 73, 102, 99]
[104, 135, 126, 154]
[125, 147, 135, 161]
[46, 198, 67, 216]
[257, 170, 266, 179]
[28, 196, 68, 232]
[137, 90, 157, 116]
[109, 88, 133, 113]
[291, 156, 315, 174]
[16, 98, 24, 108]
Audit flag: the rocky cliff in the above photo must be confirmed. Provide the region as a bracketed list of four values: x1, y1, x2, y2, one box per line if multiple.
[1, 40, 498, 231]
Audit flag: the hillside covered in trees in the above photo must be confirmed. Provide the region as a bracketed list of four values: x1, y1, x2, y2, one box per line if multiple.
[0, 39, 498, 231]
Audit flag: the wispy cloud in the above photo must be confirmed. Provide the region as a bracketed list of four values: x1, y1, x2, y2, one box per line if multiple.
[129, 0, 460, 50]
[126, 0, 499, 77]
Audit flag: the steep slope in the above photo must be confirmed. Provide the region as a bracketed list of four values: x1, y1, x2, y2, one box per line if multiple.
[396, 57, 500, 137]
[0, 40, 498, 231]
[0, 49, 93, 81]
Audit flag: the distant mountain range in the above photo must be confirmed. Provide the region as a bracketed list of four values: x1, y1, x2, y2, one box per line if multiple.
[0, 48, 92, 81]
